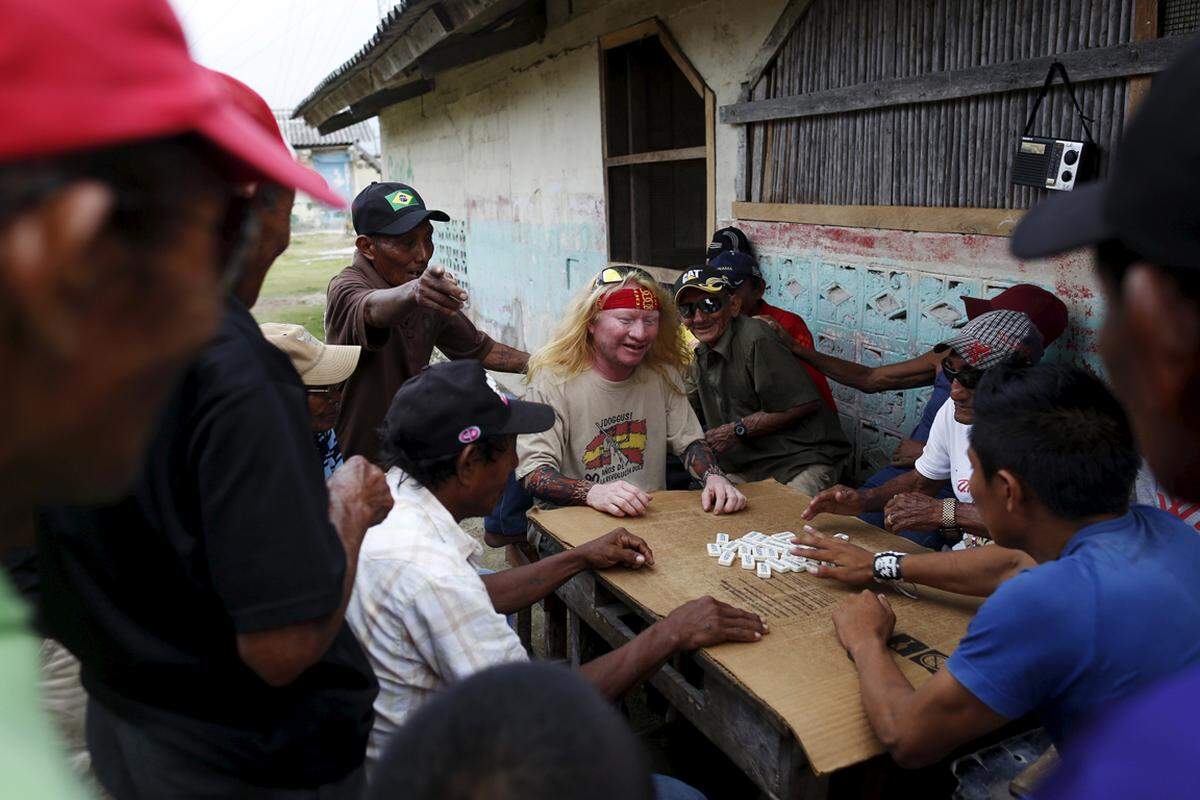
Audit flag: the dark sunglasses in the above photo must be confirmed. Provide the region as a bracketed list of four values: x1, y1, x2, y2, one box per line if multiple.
[594, 265, 654, 288]
[677, 295, 724, 318]
[941, 360, 985, 390]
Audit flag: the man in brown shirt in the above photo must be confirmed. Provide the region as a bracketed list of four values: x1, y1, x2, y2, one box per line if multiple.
[326, 182, 529, 460]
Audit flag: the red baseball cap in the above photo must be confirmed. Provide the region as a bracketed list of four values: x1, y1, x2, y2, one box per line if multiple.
[962, 284, 1068, 346]
[0, 0, 344, 208]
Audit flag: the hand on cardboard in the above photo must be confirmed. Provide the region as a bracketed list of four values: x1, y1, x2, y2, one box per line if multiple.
[832, 590, 896, 656]
[576, 527, 655, 570]
[802, 484, 866, 519]
[414, 265, 468, 316]
[701, 474, 746, 515]
[883, 492, 942, 533]
[704, 423, 739, 454]
[586, 480, 652, 518]
[791, 526, 873, 586]
[660, 596, 768, 651]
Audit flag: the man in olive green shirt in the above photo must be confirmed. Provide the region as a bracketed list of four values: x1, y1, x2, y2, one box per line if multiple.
[675, 268, 850, 496]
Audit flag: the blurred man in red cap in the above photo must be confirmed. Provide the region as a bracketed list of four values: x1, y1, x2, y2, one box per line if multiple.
[0, 0, 346, 796]
[36, 55, 394, 798]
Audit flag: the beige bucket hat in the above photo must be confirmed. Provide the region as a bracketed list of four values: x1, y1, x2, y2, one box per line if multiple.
[260, 323, 361, 386]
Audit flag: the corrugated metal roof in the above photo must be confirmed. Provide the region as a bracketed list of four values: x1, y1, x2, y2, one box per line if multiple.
[292, 1, 417, 119]
[273, 110, 380, 153]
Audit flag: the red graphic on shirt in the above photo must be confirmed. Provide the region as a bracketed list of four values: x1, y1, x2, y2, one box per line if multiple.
[583, 419, 647, 469]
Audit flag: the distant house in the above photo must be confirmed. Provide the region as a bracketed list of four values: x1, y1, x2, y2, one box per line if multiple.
[293, 0, 1198, 480]
[273, 110, 382, 230]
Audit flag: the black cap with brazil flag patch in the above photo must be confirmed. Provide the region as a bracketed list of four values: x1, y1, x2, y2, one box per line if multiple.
[351, 181, 450, 236]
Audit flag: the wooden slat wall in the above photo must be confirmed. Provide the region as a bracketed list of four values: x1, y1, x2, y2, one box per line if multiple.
[747, 0, 1135, 208]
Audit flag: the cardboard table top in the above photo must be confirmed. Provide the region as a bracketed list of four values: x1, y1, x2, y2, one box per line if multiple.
[528, 480, 982, 775]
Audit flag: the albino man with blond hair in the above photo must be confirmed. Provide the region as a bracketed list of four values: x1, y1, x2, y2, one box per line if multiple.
[518, 266, 747, 517]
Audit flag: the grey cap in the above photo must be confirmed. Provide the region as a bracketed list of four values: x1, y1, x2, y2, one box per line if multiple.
[935, 310, 1045, 370]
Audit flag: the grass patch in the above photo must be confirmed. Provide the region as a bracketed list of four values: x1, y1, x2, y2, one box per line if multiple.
[251, 231, 356, 341]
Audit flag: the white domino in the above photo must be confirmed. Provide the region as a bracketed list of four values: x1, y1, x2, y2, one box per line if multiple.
[756, 562, 771, 578]
[706, 543, 722, 557]
[772, 531, 796, 542]
[718, 550, 736, 567]
[716, 533, 730, 544]
[767, 558, 790, 572]
[740, 553, 755, 570]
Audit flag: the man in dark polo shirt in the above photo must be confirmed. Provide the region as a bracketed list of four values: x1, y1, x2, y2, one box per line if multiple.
[37, 75, 394, 798]
[326, 182, 530, 461]
[676, 267, 849, 496]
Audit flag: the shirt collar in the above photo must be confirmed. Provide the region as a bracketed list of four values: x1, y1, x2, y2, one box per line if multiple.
[353, 250, 390, 290]
[386, 467, 481, 561]
[1062, 510, 1137, 556]
[695, 316, 737, 361]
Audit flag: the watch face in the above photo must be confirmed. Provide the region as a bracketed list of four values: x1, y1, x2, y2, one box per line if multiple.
[734, 423, 747, 437]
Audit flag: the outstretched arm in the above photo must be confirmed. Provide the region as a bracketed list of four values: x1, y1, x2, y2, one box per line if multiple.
[480, 342, 529, 373]
[794, 347, 944, 394]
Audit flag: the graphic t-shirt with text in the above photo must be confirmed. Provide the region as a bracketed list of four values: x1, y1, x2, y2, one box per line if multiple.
[516, 366, 704, 492]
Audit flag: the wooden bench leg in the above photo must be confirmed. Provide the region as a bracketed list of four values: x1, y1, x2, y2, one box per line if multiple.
[505, 543, 534, 654]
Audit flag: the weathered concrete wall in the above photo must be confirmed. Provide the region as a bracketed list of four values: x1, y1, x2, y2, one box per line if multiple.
[375, 0, 1105, 479]
[378, 0, 788, 350]
[737, 219, 1104, 478]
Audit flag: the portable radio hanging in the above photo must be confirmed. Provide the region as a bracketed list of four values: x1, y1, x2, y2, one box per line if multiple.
[1011, 61, 1097, 192]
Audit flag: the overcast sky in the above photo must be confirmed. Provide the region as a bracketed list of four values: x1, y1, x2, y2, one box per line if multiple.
[169, 0, 387, 110]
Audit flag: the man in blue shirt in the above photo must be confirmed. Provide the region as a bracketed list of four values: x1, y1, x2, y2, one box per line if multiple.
[1005, 37, 1200, 799]
[815, 363, 1200, 768]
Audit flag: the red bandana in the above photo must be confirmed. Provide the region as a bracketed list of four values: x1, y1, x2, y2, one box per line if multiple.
[600, 287, 661, 311]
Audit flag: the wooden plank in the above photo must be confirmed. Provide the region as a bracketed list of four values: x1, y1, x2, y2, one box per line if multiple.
[598, 18, 657, 51]
[705, 88, 717, 237]
[602, 146, 707, 168]
[1125, 0, 1159, 121]
[720, 35, 1197, 125]
[374, 7, 453, 82]
[416, 8, 546, 76]
[739, 0, 818, 102]
[654, 20, 706, 99]
[732, 201, 1026, 237]
[316, 79, 435, 134]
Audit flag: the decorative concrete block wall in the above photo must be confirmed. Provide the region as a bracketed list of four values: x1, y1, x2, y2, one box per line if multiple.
[740, 219, 1102, 482]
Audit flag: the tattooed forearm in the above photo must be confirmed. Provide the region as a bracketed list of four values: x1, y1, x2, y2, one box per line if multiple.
[481, 342, 530, 373]
[683, 440, 725, 481]
[521, 466, 593, 506]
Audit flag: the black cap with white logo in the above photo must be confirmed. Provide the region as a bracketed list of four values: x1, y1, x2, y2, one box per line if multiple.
[351, 181, 450, 236]
[382, 361, 554, 459]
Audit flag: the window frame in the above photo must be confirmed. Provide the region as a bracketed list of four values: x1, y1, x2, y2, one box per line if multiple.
[598, 18, 715, 272]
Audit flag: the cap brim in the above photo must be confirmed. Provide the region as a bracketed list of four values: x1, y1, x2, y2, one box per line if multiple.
[304, 344, 361, 385]
[498, 399, 555, 435]
[375, 209, 452, 236]
[196, 94, 347, 209]
[674, 283, 727, 303]
[961, 295, 993, 321]
[1010, 181, 1112, 260]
